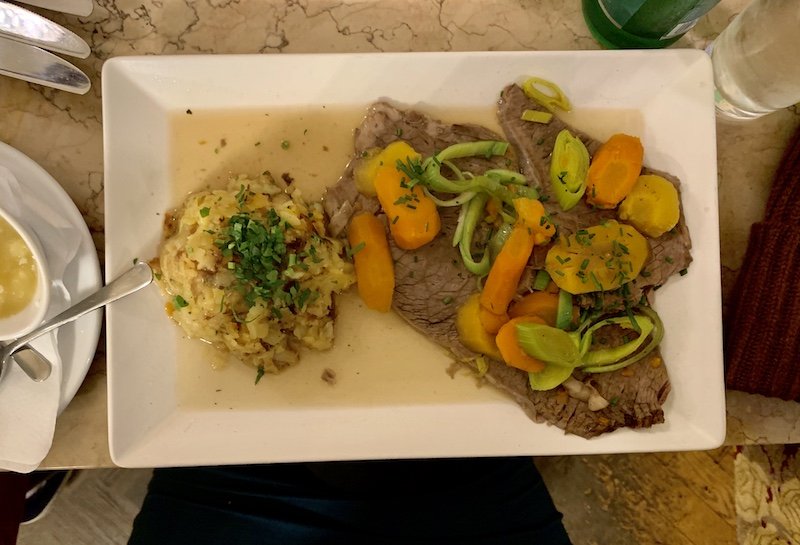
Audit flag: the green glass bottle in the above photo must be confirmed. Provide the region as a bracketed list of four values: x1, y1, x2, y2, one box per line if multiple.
[582, 0, 721, 49]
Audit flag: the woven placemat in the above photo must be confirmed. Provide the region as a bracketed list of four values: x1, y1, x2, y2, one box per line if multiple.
[725, 125, 800, 400]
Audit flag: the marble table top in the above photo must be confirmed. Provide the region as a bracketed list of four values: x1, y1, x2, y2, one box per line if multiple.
[0, 0, 796, 469]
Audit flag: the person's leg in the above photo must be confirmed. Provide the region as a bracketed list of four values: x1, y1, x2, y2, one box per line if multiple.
[129, 457, 570, 545]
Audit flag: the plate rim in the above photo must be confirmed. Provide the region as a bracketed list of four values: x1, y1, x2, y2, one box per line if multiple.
[103, 50, 724, 466]
[0, 140, 103, 413]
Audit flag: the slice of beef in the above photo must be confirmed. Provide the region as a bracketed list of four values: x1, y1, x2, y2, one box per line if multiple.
[323, 101, 670, 438]
[498, 84, 692, 306]
[324, 101, 509, 237]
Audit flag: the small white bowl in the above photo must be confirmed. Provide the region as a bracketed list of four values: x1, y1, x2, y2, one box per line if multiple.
[0, 206, 50, 341]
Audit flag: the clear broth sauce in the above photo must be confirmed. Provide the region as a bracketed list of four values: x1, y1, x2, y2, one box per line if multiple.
[168, 104, 642, 410]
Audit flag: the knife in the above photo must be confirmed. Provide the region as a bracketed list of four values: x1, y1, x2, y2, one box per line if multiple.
[15, 0, 93, 17]
[0, 37, 90, 94]
[0, 1, 89, 58]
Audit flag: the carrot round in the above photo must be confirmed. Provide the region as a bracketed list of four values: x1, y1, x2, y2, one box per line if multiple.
[347, 213, 395, 312]
[586, 133, 643, 209]
[508, 291, 559, 324]
[496, 316, 546, 373]
[373, 164, 441, 250]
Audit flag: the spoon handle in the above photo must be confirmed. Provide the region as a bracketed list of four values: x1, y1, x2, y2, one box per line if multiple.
[6, 262, 153, 357]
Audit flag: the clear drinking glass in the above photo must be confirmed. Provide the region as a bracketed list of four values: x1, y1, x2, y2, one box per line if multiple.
[711, 0, 800, 121]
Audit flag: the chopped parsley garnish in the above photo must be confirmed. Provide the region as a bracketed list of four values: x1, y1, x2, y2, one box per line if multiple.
[348, 241, 366, 257]
[590, 271, 603, 291]
[306, 244, 322, 263]
[575, 229, 593, 247]
[199, 207, 210, 217]
[394, 194, 414, 206]
[443, 296, 454, 305]
[173, 295, 189, 308]
[665, 256, 674, 264]
[214, 207, 319, 312]
[255, 365, 265, 384]
[679, 268, 688, 276]
[235, 184, 249, 208]
[395, 157, 425, 187]
[281, 140, 290, 150]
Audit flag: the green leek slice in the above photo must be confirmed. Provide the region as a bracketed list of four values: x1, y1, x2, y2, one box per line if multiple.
[521, 109, 553, 124]
[579, 315, 654, 366]
[516, 322, 581, 368]
[532, 269, 551, 291]
[549, 129, 590, 211]
[457, 193, 491, 276]
[528, 365, 573, 391]
[521, 77, 572, 112]
[556, 289, 573, 330]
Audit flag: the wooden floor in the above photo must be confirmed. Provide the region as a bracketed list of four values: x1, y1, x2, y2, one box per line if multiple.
[536, 448, 737, 545]
[17, 449, 737, 545]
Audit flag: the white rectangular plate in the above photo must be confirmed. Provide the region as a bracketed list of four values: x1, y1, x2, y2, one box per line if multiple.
[103, 51, 723, 468]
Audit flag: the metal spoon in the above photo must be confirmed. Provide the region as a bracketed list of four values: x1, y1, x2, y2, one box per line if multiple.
[0, 262, 154, 380]
[7, 346, 53, 382]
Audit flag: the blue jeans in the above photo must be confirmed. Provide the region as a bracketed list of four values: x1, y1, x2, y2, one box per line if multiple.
[129, 457, 571, 545]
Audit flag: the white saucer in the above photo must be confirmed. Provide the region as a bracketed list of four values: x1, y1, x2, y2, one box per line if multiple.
[0, 140, 102, 413]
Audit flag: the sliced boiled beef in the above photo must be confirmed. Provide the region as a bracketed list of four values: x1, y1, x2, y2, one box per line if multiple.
[498, 83, 692, 311]
[323, 99, 675, 438]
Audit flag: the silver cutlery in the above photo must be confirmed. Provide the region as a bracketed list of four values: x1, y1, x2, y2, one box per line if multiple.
[0, 262, 154, 381]
[5, 345, 53, 382]
[16, 0, 93, 17]
[0, 36, 89, 94]
[0, 1, 89, 58]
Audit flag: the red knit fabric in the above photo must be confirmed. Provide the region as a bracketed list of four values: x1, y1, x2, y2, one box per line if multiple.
[725, 125, 800, 400]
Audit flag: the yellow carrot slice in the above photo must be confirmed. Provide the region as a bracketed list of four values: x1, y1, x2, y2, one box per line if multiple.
[456, 293, 503, 361]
